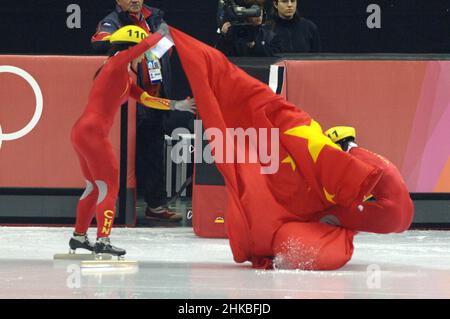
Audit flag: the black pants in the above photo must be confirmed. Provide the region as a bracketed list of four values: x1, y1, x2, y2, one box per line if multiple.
[136, 106, 168, 208]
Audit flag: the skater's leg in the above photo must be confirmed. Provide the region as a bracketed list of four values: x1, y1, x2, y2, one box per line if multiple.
[70, 115, 125, 257]
[80, 136, 120, 239]
[70, 131, 99, 252]
[80, 136, 125, 256]
[271, 222, 356, 270]
[73, 152, 98, 235]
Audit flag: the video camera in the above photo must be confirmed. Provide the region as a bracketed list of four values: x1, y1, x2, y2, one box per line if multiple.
[219, 0, 263, 43]
[222, 0, 262, 26]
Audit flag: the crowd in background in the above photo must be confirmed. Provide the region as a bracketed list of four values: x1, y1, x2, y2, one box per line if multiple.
[215, 0, 321, 57]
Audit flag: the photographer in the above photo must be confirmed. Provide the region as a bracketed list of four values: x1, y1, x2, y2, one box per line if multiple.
[216, 0, 281, 57]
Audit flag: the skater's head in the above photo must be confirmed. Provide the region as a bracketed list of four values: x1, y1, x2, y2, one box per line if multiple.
[105, 25, 148, 58]
[94, 25, 148, 78]
[116, 0, 144, 14]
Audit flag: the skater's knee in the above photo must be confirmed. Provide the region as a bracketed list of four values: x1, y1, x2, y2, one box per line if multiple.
[80, 180, 97, 200]
[94, 180, 119, 204]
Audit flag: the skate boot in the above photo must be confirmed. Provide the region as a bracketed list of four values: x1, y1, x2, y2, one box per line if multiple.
[69, 233, 95, 253]
[54, 233, 101, 260]
[94, 237, 126, 260]
[325, 126, 358, 152]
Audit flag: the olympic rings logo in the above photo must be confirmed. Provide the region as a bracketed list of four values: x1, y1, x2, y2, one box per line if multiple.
[0, 65, 43, 150]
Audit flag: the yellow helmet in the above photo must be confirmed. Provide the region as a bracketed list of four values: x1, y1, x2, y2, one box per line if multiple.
[104, 25, 149, 45]
[325, 126, 356, 143]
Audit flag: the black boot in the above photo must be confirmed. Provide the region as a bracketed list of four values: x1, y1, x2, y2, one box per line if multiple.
[69, 233, 95, 252]
[94, 237, 126, 257]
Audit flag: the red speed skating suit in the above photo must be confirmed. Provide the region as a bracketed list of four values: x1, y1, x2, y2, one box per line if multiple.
[71, 32, 170, 238]
[269, 146, 414, 270]
[170, 28, 414, 270]
[312, 146, 414, 234]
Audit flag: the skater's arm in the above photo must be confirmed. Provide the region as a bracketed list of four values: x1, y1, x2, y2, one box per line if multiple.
[130, 83, 171, 111]
[130, 83, 196, 113]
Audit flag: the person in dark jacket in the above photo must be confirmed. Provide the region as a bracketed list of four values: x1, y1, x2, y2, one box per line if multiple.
[269, 0, 321, 53]
[91, 0, 183, 222]
[217, 2, 281, 57]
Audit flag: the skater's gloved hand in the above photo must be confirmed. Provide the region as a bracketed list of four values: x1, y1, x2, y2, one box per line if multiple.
[169, 97, 197, 114]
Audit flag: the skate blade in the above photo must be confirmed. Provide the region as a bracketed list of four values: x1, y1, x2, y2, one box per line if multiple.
[53, 253, 112, 261]
[80, 260, 138, 269]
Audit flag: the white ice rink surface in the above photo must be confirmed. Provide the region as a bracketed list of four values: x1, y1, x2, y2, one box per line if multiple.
[0, 227, 449, 299]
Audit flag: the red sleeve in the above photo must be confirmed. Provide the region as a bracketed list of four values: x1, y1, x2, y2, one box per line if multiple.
[114, 33, 163, 66]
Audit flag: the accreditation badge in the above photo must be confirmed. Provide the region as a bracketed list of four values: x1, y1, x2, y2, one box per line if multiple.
[146, 53, 163, 84]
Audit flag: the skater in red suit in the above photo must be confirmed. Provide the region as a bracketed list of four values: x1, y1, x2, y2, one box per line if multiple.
[169, 28, 413, 270]
[268, 126, 414, 270]
[69, 24, 196, 257]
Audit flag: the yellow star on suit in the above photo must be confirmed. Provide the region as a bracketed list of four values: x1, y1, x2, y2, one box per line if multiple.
[284, 119, 342, 163]
[282, 119, 342, 203]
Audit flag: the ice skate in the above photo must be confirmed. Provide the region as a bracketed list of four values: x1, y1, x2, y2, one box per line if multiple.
[80, 238, 137, 268]
[53, 233, 111, 261]
[69, 233, 95, 252]
[94, 237, 126, 260]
